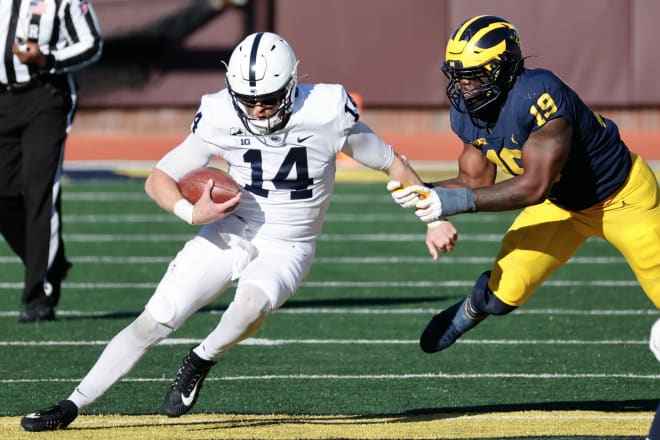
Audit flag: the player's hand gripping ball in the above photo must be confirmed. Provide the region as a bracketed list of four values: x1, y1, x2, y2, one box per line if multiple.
[177, 167, 240, 204]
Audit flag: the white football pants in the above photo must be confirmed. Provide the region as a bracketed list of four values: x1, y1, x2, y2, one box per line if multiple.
[69, 214, 315, 409]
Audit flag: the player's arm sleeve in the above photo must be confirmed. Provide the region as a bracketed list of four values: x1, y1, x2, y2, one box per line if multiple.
[342, 121, 394, 170]
[44, 0, 103, 73]
[155, 133, 215, 181]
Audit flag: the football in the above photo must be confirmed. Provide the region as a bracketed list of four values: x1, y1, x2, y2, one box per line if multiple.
[177, 167, 240, 204]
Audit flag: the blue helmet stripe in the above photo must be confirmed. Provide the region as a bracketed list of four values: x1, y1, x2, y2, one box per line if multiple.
[249, 32, 264, 87]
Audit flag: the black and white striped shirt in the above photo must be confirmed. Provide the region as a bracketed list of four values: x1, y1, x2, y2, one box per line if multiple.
[0, 0, 102, 85]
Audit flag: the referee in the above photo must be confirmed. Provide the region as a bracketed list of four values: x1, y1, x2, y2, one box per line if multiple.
[0, 0, 102, 322]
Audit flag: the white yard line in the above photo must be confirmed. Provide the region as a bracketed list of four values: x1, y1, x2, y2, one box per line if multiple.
[0, 280, 645, 290]
[1, 371, 659, 383]
[58, 213, 514, 223]
[1, 307, 656, 318]
[0, 255, 627, 264]
[0, 337, 651, 347]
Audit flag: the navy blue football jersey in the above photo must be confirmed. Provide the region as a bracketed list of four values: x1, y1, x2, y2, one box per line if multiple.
[450, 68, 631, 211]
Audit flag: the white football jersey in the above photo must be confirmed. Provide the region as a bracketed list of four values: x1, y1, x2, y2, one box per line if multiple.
[156, 83, 360, 242]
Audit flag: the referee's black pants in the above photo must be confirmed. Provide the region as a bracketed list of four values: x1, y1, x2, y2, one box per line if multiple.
[0, 76, 74, 307]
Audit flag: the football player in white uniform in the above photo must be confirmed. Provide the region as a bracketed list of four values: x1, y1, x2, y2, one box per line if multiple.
[20, 32, 458, 432]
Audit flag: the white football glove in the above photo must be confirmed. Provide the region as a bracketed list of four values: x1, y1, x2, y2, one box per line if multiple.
[415, 188, 443, 223]
[387, 181, 431, 209]
[651, 318, 660, 362]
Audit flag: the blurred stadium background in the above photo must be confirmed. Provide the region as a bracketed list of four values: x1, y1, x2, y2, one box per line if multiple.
[65, 0, 660, 167]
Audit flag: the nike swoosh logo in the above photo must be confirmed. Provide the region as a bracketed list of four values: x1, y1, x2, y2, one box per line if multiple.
[297, 135, 313, 143]
[181, 383, 198, 407]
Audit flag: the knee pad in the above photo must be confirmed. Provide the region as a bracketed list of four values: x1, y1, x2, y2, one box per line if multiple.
[217, 286, 273, 343]
[232, 285, 273, 318]
[145, 293, 178, 327]
[469, 271, 517, 316]
[129, 310, 173, 345]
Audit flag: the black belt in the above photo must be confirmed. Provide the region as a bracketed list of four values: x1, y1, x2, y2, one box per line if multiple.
[0, 79, 44, 94]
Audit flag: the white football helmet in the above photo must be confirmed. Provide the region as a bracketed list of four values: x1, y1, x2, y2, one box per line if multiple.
[224, 32, 299, 135]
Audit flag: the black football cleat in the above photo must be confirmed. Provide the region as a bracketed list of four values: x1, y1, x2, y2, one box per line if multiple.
[20, 400, 78, 432]
[163, 348, 216, 417]
[17, 260, 72, 323]
[420, 298, 484, 353]
[17, 298, 55, 323]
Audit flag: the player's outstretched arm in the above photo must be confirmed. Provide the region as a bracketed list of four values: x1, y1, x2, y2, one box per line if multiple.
[344, 122, 423, 187]
[469, 117, 572, 212]
[344, 122, 459, 255]
[384, 152, 424, 187]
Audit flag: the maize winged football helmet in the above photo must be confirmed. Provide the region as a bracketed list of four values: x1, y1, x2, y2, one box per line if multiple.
[225, 32, 299, 135]
[443, 15, 524, 118]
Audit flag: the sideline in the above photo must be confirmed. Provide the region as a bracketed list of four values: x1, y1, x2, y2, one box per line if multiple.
[0, 411, 652, 439]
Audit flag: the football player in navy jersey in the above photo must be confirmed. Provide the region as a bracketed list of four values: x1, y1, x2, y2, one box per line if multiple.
[388, 15, 660, 353]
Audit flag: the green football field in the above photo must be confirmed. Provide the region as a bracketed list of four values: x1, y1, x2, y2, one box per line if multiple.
[0, 177, 657, 439]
